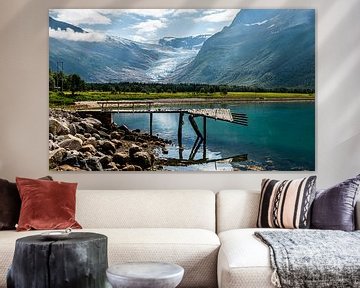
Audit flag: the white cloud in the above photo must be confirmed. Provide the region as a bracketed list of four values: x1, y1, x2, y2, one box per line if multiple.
[195, 9, 239, 23]
[53, 9, 111, 25]
[49, 28, 106, 42]
[132, 19, 167, 33]
[99, 9, 175, 18]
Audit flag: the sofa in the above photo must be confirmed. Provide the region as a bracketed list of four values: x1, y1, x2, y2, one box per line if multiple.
[0, 189, 359, 288]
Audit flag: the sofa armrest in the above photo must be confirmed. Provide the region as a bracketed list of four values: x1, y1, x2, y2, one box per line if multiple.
[356, 200, 360, 230]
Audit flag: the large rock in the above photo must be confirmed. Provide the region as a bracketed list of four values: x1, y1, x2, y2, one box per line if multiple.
[49, 148, 66, 169]
[60, 155, 80, 167]
[84, 117, 102, 129]
[129, 144, 142, 157]
[68, 123, 77, 135]
[113, 152, 129, 165]
[86, 157, 103, 171]
[119, 125, 130, 134]
[99, 140, 116, 154]
[58, 164, 80, 171]
[59, 135, 83, 150]
[84, 137, 98, 147]
[49, 118, 70, 136]
[80, 144, 96, 154]
[131, 151, 152, 169]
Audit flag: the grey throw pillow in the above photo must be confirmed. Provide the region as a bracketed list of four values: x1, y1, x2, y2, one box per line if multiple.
[311, 174, 360, 231]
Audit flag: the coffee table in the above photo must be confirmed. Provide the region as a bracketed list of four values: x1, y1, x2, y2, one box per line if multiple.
[106, 262, 184, 288]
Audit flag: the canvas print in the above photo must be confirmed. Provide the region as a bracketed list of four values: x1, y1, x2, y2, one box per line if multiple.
[49, 9, 315, 171]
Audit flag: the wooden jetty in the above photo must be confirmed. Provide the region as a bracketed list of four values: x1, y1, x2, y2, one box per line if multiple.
[77, 100, 248, 161]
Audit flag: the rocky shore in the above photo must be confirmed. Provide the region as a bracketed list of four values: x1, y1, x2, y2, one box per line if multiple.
[49, 109, 171, 171]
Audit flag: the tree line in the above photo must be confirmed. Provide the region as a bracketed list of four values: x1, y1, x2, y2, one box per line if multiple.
[49, 71, 315, 95]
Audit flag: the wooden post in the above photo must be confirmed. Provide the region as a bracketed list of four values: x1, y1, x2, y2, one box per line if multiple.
[203, 116, 207, 159]
[7, 233, 108, 288]
[150, 112, 153, 136]
[178, 112, 184, 152]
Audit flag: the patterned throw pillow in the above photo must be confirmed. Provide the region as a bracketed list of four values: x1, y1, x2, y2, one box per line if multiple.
[257, 176, 316, 229]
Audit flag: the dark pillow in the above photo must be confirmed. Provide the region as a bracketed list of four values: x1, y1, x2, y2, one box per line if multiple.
[311, 174, 360, 231]
[0, 176, 52, 230]
[257, 176, 317, 229]
[16, 177, 82, 231]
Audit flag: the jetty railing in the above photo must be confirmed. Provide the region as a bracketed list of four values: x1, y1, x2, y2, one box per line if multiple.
[77, 100, 248, 161]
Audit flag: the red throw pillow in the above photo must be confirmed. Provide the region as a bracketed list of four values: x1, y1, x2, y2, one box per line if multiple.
[16, 177, 82, 231]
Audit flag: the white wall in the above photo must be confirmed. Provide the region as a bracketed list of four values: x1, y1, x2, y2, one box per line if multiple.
[0, 0, 359, 190]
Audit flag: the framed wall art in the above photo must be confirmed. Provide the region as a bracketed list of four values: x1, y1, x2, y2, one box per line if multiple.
[49, 9, 315, 171]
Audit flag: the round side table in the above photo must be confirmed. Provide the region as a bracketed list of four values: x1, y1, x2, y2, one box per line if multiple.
[106, 262, 184, 288]
[7, 232, 108, 288]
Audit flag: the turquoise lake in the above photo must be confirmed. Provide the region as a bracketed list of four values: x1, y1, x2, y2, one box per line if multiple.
[113, 102, 315, 171]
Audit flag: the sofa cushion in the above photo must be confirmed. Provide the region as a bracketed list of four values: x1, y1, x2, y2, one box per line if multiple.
[216, 190, 260, 233]
[16, 177, 81, 231]
[76, 190, 216, 231]
[0, 176, 52, 230]
[311, 174, 360, 231]
[257, 176, 316, 229]
[0, 228, 220, 288]
[217, 228, 276, 288]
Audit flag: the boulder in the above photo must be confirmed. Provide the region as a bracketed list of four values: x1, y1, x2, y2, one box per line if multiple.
[86, 157, 103, 171]
[100, 140, 116, 154]
[80, 144, 96, 154]
[99, 155, 112, 167]
[131, 151, 152, 169]
[49, 118, 70, 136]
[119, 124, 130, 134]
[84, 137, 98, 147]
[113, 152, 129, 165]
[75, 133, 86, 142]
[106, 162, 119, 171]
[68, 123, 77, 135]
[98, 130, 110, 140]
[122, 165, 136, 171]
[61, 155, 80, 167]
[49, 140, 59, 151]
[58, 164, 80, 171]
[111, 139, 123, 148]
[93, 133, 101, 140]
[84, 133, 92, 138]
[59, 135, 83, 150]
[110, 131, 122, 140]
[49, 148, 66, 169]
[79, 121, 96, 134]
[129, 144, 142, 157]
[84, 117, 102, 128]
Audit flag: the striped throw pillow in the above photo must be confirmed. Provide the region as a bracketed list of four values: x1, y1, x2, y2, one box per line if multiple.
[257, 176, 317, 229]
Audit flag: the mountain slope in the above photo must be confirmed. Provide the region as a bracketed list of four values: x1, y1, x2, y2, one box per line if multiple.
[173, 9, 315, 89]
[159, 35, 210, 49]
[49, 16, 85, 33]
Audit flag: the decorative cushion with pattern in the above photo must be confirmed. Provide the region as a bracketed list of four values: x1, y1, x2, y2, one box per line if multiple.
[257, 176, 317, 229]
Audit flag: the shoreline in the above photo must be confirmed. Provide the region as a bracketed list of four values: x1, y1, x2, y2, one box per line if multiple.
[70, 97, 315, 110]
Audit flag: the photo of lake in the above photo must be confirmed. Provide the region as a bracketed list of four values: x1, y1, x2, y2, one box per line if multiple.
[48, 9, 315, 171]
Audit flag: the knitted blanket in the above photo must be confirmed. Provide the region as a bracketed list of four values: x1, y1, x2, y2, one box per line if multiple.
[255, 230, 360, 288]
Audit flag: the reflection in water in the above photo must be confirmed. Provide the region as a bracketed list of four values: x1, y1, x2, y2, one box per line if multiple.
[112, 102, 315, 171]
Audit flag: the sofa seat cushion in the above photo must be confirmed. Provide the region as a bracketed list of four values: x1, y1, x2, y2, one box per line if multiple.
[0, 228, 219, 288]
[218, 228, 281, 288]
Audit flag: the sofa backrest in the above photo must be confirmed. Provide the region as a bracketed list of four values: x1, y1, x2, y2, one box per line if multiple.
[216, 190, 260, 233]
[217, 190, 360, 233]
[76, 190, 216, 231]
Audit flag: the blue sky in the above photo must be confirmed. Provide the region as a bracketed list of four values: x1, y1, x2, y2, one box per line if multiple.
[49, 9, 240, 43]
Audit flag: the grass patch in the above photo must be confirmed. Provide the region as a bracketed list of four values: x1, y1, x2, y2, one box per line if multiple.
[49, 91, 315, 107]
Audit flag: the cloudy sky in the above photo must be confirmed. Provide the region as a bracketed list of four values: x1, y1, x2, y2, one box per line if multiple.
[49, 9, 240, 43]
